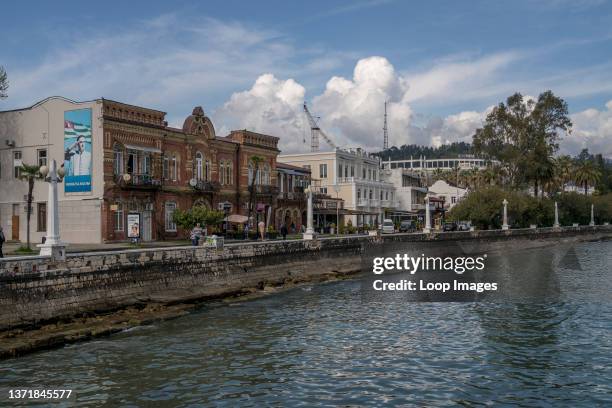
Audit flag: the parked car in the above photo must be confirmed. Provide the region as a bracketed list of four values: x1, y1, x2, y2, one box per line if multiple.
[457, 221, 471, 231]
[399, 220, 416, 232]
[443, 222, 457, 232]
[382, 219, 395, 234]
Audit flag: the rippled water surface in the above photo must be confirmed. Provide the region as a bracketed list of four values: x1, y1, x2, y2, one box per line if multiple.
[1, 240, 612, 407]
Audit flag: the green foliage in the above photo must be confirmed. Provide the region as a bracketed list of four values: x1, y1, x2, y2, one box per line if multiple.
[473, 91, 571, 194]
[449, 187, 612, 229]
[15, 246, 35, 254]
[338, 222, 345, 234]
[377, 142, 472, 161]
[172, 206, 225, 230]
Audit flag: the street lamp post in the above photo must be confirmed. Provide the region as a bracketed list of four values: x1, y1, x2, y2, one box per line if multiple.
[502, 199, 509, 230]
[37, 159, 67, 260]
[303, 186, 316, 240]
[423, 196, 432, 234]
[553, 201, 560, 228]
[333, 184, 340, 236]
[590, 204, 595, 226]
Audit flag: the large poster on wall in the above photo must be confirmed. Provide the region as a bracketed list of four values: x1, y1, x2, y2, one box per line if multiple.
[64, 108, 92, 193]
[127, 213, 141, 239]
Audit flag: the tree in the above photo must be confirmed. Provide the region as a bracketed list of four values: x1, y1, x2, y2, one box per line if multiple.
[0, 66, 8, 99]
[18, 164, 42, 249]
[574, 159, 601, 195]
[173, 206, 225, 232]
[473, 91, 572, 192]
[247, 156, 264, 225]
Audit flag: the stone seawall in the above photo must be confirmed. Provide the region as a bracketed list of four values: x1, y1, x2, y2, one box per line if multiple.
[0, 225, 611, 357]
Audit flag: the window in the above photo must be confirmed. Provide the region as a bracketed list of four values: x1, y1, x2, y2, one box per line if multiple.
[127, 151, 137, 174]
[338, 163, 343, 178]
[142, 154, 151, 175]
[320, 187, 327, 194]
[205, 159, 210, 181]
[195, 152, 203, 180]
[165, 202, 177, 231]
[37, 203, 47, 232]
[113, 145, 123, 175]
[369, 190, 373, 199]
[37, 149, 47, 168]
[163, 156, 169, 180]
[263, 164, 271, 185]
[357, 189, 361, 200]
[350, 166, 355, 177]
[385, 191, 389, 200]
[319, 164, 327, 178]
[114, 203, 124, 231]
[219, 161, 225, 184]
[451, 196, 457, 204]
[362, 167, 366, 179]
[171, 155, 177, 181]
[226, 161, 232, 185]
[248, 162, 254, 185]
[344, 165, 348, 179]
[368, 169, 372, 180]
[380, 191, 383, 200]
[14, 151, 22, 178]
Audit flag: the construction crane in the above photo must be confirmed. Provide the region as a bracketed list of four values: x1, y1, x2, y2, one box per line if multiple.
[303, 102, 337, 152]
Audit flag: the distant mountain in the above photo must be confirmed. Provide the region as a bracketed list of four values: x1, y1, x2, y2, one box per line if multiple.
[375, 142, 473, 161]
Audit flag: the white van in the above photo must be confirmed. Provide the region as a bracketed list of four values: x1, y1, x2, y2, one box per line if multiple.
[382, 219, 395, 234]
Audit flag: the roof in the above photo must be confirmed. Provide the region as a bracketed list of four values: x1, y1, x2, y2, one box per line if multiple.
[0, 96, 99, 114]
[277, 162, 311, 173]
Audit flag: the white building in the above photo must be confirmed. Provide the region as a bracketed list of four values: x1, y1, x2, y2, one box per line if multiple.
[278, 148, 397, 226]
[0, 97, 104, 244]
[383, 168, 428, 212]
[428, 180, 468, 210]
[383, 155, 495, 172]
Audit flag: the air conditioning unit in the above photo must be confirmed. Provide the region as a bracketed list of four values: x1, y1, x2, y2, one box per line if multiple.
[5, 140, 15, 147]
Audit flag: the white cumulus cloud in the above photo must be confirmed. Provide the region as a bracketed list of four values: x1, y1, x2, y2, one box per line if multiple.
[564, 100, 612, 157]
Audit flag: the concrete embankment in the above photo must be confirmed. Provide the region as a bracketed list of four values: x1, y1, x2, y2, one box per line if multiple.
[1, 225, 610, 358]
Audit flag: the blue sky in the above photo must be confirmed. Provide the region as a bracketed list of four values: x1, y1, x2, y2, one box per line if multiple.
[2, 0, 612, 155]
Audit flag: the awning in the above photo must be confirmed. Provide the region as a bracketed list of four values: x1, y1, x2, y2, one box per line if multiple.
[224, 214, 249, 223]
[124, 144, 162, 154]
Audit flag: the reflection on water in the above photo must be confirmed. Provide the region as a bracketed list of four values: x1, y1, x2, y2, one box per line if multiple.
[1, 241, 611, 407]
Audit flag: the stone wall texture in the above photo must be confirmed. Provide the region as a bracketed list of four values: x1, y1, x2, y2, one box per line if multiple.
[1, 225, 611, 332]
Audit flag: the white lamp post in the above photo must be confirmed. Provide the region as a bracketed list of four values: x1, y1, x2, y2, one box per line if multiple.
[502, 199, 509, 230]
[590, 204, 595, 226]
[333, 184, 340, 235]
[423, 196, 432, 234]
[37, 159, 67, 260]
[303, 185, 316, 240]
[553, 201, 560, 228]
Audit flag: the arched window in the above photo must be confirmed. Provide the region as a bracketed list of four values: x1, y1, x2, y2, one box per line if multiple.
[248, 162, 254, 185]
[262, 164, 271, 185]
[205, 159, 211, 181]
[113, 144, 123, 175]
[195, 152, 203, 180]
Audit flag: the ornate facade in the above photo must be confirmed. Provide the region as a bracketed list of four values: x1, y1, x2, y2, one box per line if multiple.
[102, 100, 280, 242]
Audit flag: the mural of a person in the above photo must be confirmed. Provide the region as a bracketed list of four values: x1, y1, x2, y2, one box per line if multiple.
[65, 135, 91, 176]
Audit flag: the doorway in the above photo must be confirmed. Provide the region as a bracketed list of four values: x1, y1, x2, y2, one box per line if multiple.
[142, 211, 152, 241]
[12, 203, 19, 241]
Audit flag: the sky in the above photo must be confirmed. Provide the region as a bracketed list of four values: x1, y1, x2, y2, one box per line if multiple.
[1, 0, 612, 156]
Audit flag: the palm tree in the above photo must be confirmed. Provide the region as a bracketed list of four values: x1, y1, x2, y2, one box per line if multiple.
[18, 163, 42, 249]
[574, 160, 601, 195]
[247, 156, 264, 225]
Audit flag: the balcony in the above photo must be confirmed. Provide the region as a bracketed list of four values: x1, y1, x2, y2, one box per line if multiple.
[380, 200, 400, 208]
[357, 199, 369, 206]
[116, 173, 161, 190]
[252, 185, 279, 196]
[277, 191, 306, 201]
[191, 179, 220, 193]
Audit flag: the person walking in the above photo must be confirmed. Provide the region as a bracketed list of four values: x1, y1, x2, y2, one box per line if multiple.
[258, 220, 265, 240]
[0, 226, 5, 258]
[244, 223, 249, 240]
[280, 223, 288, 240]
[191, 223, 203, 246]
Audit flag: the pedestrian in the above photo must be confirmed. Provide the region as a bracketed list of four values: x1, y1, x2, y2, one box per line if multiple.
[191, 223, 203, 246]
[0, 226, 5, 258]
[258, 220, 265, 240]
[280, 223, 288, 240]
[244, 223, 249, 240]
